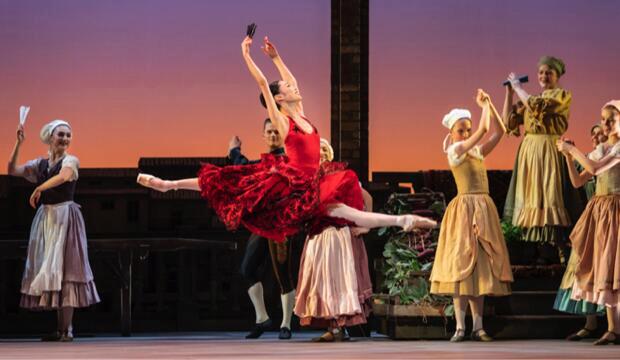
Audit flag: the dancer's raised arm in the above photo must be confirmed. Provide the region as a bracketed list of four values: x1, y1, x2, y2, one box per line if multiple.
[452, 89, 490, 158]
[480, 93, 505, 156]
[507, 72, 532, 112]
[262, 37, 303, 115]
[242, 36, 289, 136]
[7, 124, 27, 177]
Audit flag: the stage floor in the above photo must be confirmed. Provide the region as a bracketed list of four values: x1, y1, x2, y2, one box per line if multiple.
[0, 332, 618, 359]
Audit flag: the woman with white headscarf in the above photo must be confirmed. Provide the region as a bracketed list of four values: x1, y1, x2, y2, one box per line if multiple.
[430, 90, 513, 342]
[8, 116, 100, 342]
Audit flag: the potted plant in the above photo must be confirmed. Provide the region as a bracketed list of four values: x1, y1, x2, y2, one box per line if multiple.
[372, 191, 454, 339]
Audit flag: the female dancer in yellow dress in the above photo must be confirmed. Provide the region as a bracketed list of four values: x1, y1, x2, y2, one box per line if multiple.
[431, 90, 513, 342]
[557, 100, 620, 345]
[554, 122, 608, 341]
[502, 56, 584, 263]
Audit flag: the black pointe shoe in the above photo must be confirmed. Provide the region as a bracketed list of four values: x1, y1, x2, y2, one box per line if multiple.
[279, 327, 292, 340]
[245, 318, 272, 339]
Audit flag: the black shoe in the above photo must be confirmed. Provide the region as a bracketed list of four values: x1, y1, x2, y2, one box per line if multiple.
[41, 331, 62, 342]
[245, 318, 272, 339]
[59, 333, 74, 342]
[566, 327, 596, 341]
[470, 329, 493, 342]
[450, 329, 465, 343]
[278, 327, 292, 340]
[593, 332, 620, 345]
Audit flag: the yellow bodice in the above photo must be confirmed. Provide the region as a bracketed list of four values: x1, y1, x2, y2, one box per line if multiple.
[451, 155, 489, 194]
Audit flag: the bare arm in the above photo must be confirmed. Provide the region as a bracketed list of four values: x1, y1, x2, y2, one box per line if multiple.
[242, 37, 289, 136]
[7, 125, 27, 177]
[558, 141, 617, 174]
[262, 37, 303, 115]
[594, 157, 620, 176]
[480, 97, 504, 157]
[29, 167, 75, 208]
[501, 86, 513, 130]
[508, 73, 532, 111]
[453, 90, 489, 157]
[263, 37, 297, 88]
[563, 153, 593, 188]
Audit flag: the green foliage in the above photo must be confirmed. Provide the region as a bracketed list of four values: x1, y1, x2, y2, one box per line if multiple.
[379, 192, 451, 307]
[501, 220, 522, 243]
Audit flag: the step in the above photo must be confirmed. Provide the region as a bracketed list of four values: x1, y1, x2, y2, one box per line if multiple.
[375, 314, 589, 340]
[489, 290, 561, 316]
[488, 315, 589, 339]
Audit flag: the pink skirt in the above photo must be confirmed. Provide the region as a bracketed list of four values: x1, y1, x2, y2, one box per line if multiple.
[294, 226, 372, 328]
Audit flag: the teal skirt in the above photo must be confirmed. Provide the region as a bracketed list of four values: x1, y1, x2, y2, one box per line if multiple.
[553, 288, 604, 315]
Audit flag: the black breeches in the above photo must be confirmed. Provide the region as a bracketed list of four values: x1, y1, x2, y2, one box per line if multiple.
[239, 233, 295, 294]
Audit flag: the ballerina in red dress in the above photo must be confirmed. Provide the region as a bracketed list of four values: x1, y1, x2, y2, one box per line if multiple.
[137, 35, 436, 242]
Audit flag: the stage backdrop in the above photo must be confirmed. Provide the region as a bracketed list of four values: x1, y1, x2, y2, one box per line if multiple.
[1, 0, 619, 174]
[0, 0, 331, 172]
[370, 0, 620, 172]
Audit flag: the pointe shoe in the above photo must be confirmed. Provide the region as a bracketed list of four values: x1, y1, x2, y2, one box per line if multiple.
[137, 173, 173, 192]
[137, 173, 155, 187]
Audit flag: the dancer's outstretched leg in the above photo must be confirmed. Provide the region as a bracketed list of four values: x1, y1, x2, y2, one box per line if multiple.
[327, 204, 437, 231]
[139, 175, 437, 231]
[137, 174, 200, 191]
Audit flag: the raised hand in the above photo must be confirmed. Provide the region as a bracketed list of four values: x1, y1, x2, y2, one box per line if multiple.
[228, 136, 242, 151]
[241, 36, 253, 57]
[261, 36, 279, 59]
[507, 72, 521, 89]
[476, 89, 490, 107]
[17, 124, 25, 144]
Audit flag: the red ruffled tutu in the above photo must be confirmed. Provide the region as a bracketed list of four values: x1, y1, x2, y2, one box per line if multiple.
[198, 116, 363, 243]
[199, 153, 320, 243]
[308, 161, 364, 236]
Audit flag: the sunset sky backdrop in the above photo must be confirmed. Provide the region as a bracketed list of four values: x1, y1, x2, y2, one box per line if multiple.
[1, 0, 619, 176]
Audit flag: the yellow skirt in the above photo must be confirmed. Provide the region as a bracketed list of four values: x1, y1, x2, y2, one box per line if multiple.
[430, 193, 513, 297]
[431, 244, 511, 296]
[511, 134, 571, 228]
